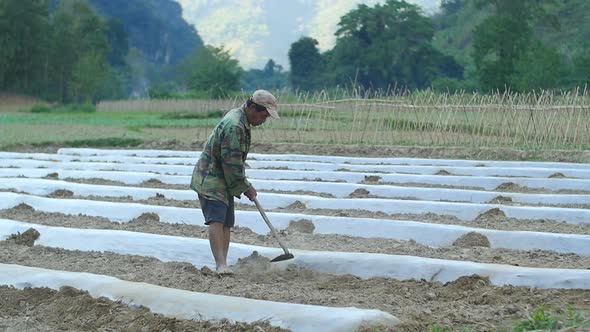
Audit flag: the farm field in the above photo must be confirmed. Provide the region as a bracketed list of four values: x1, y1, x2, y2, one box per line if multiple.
[0, 147, 589, 331]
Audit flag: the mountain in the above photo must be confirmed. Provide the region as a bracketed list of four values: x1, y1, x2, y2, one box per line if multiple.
[89, 0, 203, 65]
[52, 0, 204, 66]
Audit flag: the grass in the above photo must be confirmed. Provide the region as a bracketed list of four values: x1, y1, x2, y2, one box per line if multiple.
[1, 89, 588, 150]
[427, 305, 590, 332]
[0, 111, 220, 127]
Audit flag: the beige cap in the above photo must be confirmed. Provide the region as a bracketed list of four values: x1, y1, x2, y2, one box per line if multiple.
[252, 90, 279, 119]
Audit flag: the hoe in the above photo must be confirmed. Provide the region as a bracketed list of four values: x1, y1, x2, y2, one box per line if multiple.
[253, 197, 295, 262]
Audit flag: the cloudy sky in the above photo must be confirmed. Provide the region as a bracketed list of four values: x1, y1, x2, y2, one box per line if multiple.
[176, 0, 441, 70]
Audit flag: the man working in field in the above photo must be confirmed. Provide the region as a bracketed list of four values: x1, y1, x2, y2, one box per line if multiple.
[191, 90, 279, 274]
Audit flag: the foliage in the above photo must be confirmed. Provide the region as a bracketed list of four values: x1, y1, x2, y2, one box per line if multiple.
[288, 37, 325, 91]
[319, 0, 463, 90]
[434, 0, 590, 92]
[0, 0, 50, 92]
[28, 103, 96, 113]
[510, 41, 566, 91]
[512, 305, 590, 331]
[160, 110, 223, 120]
[179, 45, 242, 99]
[241, 59, 289, 91]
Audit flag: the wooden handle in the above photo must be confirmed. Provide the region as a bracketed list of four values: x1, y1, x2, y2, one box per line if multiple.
[253, 197, 291, 255]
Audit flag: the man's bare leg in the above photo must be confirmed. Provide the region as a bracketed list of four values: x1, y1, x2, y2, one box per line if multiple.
[222, 226, 231, 262]
[209, 222, 232, 273]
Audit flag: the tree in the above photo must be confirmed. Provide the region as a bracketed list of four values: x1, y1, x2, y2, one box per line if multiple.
[49, 0, 114, 102]
[472, 0, 555, 91]
[0, 0, 50, 92]
[241, 59, 288, 91]
[511, 42, 565, 91]
[180, 45, 241, 99]
[327, 0, 455, 90]
[288, 37, 324, 91]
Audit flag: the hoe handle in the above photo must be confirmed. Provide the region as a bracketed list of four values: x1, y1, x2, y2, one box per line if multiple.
[253, 197, 291, 255]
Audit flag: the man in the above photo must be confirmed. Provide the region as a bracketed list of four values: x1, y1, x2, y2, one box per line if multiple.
[190, 90, 279, 274]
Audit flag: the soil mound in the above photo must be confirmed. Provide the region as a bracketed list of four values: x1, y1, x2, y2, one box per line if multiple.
[49, 189, 74, 198]
[233, 251, 274, 274]
[348, 188, 371, 198]
[286, 201, 307, 210]
[363, 175, 381, 183]
[6, 228, 40, 246]
[475, 208, 506, 222]
[44, 172, 59, 179]
[453, 232, 491, 248]
[549, 172, 566, 178]
[435, 170, 452, 176]
[11, 203, 35, 212]
[444, 275, 491, 290]
[488, 195, 513, 204]
[286, 219, 315, 234]
[495, 182, 521, 192]
[131, 212, 160, 223]
[142, 178, 164, 186]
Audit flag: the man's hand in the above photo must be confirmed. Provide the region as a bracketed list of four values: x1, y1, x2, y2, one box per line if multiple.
[243, 186, 257, 201]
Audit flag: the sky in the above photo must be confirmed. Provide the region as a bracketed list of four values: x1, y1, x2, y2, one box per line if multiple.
[176, 0, 441, 70]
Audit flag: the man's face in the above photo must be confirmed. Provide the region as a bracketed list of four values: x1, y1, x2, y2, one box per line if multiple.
[246, 104, 270, 126]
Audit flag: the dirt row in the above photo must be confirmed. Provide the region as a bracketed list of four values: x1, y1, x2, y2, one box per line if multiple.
[2, 203, 589, 272]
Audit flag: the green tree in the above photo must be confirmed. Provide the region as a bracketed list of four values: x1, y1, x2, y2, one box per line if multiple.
[328, 0, 454, 90]
[472, 0, 555, 91]
[288, 37, 324, 91]
[0, 0, 50, 92]
[511, 41, 565, 91]
[69, 52, 111, 103]
[180, 45, 241, 99]
[49, 0, 114, 102]
[241, 59, 288, 91]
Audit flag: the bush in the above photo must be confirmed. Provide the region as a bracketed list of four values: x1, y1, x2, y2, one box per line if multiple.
[29, 105, 52, 113]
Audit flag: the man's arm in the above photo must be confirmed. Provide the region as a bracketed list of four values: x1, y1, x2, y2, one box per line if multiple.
[220, 126, 252, 198]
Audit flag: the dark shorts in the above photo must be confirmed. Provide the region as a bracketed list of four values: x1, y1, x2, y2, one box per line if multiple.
[198, 194, 235, 228]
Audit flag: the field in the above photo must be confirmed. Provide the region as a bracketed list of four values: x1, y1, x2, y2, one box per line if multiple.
[0, 94, 590, 331]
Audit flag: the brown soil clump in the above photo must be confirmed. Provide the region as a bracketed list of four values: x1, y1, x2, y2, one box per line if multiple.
[495, 182, 529, 192]
[43, 172, 59, 179]
[549, 172, 567, 178]
[488, 195, 513, 204]
[285, 201, 307, 210]
[5, 228, 40, 246]
[286, 219, 315, 234]
[363, 175, 382, 183]
[131, 212, 161, 223]
[453, 232, 491, 248]
[435, 170, 452, 176]
[475, 208, 507, 222]
[348, 188, 371, 198]
[444, 275, 491, 290]
[11, 203, 35, 212]
[48, 189, 74, 198]
[232, 251, 275, 274]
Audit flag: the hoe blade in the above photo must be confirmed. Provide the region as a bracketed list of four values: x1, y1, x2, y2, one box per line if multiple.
[270, 253, 295, 262]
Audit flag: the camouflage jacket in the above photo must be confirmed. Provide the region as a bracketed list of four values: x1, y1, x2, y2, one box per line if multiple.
[190, 105, 251, 204]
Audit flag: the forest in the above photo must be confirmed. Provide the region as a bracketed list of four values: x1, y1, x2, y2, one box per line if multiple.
[1, 0, 589, 102]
